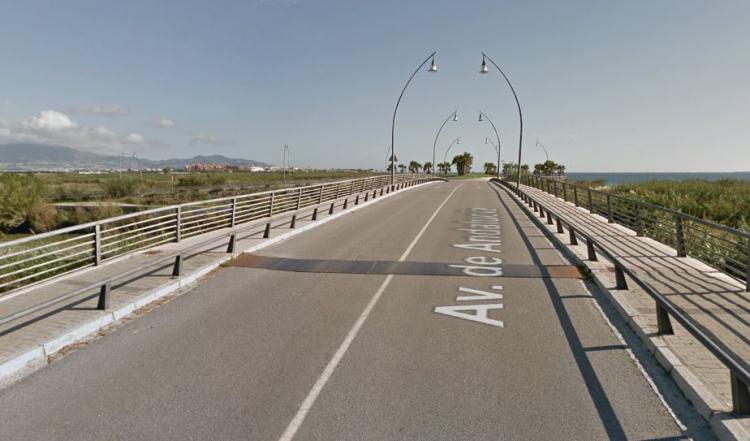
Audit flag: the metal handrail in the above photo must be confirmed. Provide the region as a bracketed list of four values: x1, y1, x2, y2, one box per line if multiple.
[520, 175, 750, 291]
[0, 177, 441, 328]
[0, 175, 424, 293]
[493, 178, 750, 414]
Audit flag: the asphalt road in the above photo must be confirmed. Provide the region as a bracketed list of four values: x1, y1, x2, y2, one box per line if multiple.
[0, 179, 707, 440]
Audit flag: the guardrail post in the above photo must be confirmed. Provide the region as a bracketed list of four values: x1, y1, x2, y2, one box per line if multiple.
[312, 207, 318, 221]
[97, 283, 110, 310]
[553, 180, 558, 197]
[335, 183, 341, 199]
[569, 226, 578, 245]
[731, 372, 750, 414]
[573, 187, 578, 206]
[656, 303, 674, 335]
[607, 195, 614, 223]
[364, 193, 369, 202]
[172, 255, 182, 276]
[539, 206, 545, 218]
[556, 217, 564, 234]
[380, 188, 384, 196]
[635, 204, 643, 237]
[268, 192, 275, 217]
[562, 183, 567, 201]
[263, 223, 271, 238]
[318, 186, 324, 204]
[227, 234, 236, 253]
[615, 264, 628, 289]
[587, 240, 597, 261]
[343, 198, 348, 209]
[290, 214, 296, 229]
[296, 189, 302, 210]
[231, 197, 237, 227]
[675, 216, 686, 257]
[94, 224, 102, 266]
[547, 211, 554, 225]
[175, 206, 182, 242]
[588, 189, 593, 211]
[329, 202, 334, 215]
[355, 195, 360, 205]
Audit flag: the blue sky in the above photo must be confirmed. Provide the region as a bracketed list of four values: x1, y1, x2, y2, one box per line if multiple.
[1, 0, 748, 171]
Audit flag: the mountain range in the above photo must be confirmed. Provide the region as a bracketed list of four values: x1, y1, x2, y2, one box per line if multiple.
[0, 143, 270, 171]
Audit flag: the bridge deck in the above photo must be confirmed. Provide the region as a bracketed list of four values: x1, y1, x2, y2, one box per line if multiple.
[515, 181, 750, 409]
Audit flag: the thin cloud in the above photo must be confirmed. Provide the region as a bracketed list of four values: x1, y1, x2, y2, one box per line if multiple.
[158, 118, 175, 128]
[189, 132, 219, 145]
[69, 104, 128, 117]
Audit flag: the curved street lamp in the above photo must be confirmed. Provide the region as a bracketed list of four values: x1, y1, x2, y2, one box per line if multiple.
[479, 53, 523, 192]
[432, 110, 458, 176]
[478, 111, 501, 179]
[390, 51, 438, 186]
[536, 140, 550, 162]
[442, 136, 461, 177]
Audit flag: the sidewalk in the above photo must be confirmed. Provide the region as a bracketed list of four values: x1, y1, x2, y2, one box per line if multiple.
[501, 182, 750, 440]
[0, 181, 433, 387]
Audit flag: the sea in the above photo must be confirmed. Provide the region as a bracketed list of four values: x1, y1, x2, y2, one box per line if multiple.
[565, 172, 750, 186]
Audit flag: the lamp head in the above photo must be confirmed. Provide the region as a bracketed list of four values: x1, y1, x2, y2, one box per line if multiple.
[452, 111, 458, 122]
[485, 137, 490, 144]
[479, 56, 489, 74]
[428, 56, 437, 73]
[456, 138, 461, 145]
[478, 112, 483, 122]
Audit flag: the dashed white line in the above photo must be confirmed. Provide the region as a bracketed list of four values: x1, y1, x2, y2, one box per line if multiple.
[278, 183, 463, 441]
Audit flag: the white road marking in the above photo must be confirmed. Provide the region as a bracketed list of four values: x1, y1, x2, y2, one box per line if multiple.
[278, 183, 464, 441]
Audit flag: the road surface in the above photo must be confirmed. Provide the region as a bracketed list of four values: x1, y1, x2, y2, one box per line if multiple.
[0, 179, 704, 440]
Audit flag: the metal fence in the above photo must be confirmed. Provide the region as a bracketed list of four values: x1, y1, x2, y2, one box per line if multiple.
[521, 175, 750, 291]
[0, 174, 420, 294]
[494, 178, 750, 414]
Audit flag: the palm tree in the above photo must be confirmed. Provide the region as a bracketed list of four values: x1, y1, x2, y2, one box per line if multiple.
[452, 152, 474, 175]
[483, 162, 496, 175]
[408, 160, 422, 174]
[423, 161, 433, 175]
[438, 162, 451, 175]
[398, 164, 407, 174]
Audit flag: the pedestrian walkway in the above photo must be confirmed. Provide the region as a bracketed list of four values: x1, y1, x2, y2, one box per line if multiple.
[501, 181, 750, 437]
[0, 181, 427, 386]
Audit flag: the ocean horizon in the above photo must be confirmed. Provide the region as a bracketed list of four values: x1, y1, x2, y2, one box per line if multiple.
[565, 171, 750, 185]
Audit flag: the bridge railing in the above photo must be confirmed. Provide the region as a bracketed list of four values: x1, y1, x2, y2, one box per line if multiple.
[520, 175, 750, 291]
[0, 174, 420, 294]
[494, 178, 750, 414]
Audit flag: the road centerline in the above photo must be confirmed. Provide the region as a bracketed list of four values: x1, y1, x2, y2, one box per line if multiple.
[277, 183, 463, 441]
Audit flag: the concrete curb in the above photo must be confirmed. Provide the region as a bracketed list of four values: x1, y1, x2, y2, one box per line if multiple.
[494, 182, 749, 441]
[0, 180, 437, 387]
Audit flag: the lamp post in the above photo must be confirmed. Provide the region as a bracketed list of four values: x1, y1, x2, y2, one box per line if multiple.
[442, 137, 461, 177]
[479, 53, 523, 192]
[536, 140, 549, 162]
[485, 137, 500, 177]
[282, 144, 289, 184]
[390, 52, 438, 186]
[478, 111, 501, 179]
[432, 110, 458, 176]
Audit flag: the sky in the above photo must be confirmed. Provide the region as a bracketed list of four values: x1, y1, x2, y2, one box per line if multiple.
[0, 0, 748, 172]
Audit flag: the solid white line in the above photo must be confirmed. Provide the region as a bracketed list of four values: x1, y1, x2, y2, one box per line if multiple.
[278, 183, 463, 441]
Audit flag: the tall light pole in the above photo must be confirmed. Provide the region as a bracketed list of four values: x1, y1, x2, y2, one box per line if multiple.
[282, 144, 289, 184]
[390, 52, 438, 186]
[536, 140, 549, 162]
[485, 137, 500, 177]
[432, 110, 458, 176]
[442, 137, 461, 177]
[478, 111, 501, 179]
[479, 53, 523, 192]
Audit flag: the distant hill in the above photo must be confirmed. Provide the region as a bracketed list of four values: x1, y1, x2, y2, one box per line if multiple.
[0, 143, 270, 171]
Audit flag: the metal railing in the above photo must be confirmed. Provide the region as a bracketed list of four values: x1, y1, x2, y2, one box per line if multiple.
[0, 175, 425, 294]
[0, 177, 441, 330]
[494, 178, 750, 414]
[520, 175, 750, 291]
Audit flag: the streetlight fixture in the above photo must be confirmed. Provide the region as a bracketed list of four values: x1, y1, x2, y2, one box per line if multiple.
[478, 111, 501, 179]
[479, 52, 523, 192]
[390, 51, 438, 186]
[442, 136, 461, 177]
[432, 110, 458, 176]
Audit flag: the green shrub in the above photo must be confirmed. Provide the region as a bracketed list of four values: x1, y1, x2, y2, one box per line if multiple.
[101, 178, 139, 198]
[178, 174, 207, 187]
[206, 173, 228, 186]
[0, 174, 48, 232]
